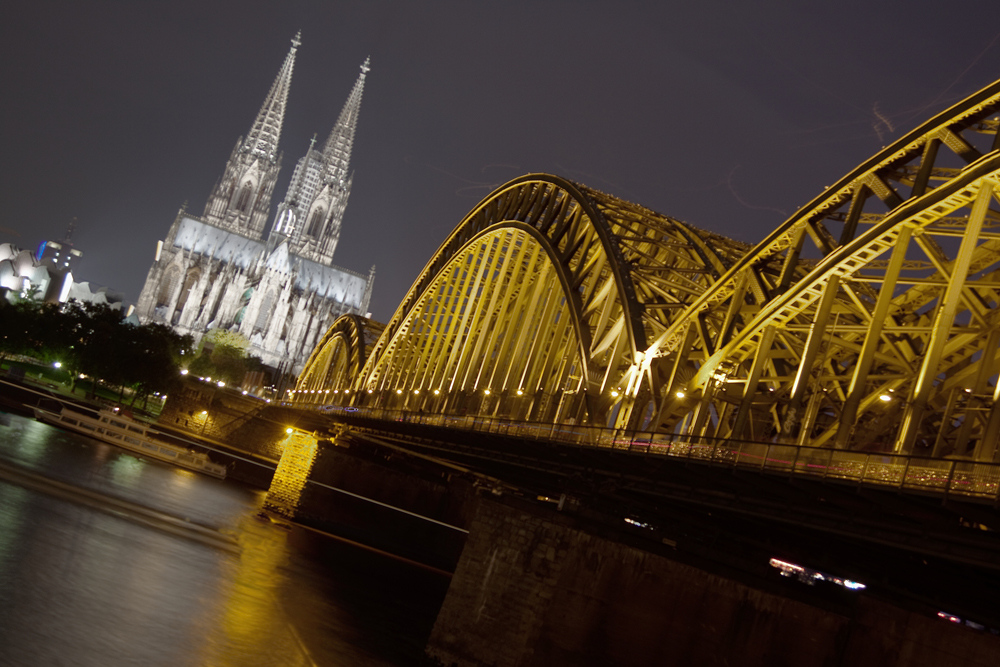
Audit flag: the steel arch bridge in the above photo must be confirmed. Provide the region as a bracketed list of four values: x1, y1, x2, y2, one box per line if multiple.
[294, 77, 1000, 463]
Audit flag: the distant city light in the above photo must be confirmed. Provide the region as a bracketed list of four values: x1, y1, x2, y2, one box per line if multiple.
[624, 517, 653, 530]
[769, 557, 865, 591]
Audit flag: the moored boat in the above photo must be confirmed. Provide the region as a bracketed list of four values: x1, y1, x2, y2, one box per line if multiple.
[33, 405, 226, 479]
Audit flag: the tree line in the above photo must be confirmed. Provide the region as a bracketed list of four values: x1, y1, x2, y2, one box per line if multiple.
[0, 299, 192, 403]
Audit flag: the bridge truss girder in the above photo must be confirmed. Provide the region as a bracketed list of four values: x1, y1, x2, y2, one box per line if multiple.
[644, 79, 1000, 460]
[295, 78, 1000, 462]
[294, 314, 383, 405]
[354, 175, 746, 427]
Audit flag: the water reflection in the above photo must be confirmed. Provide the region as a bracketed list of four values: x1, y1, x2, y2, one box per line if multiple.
[0, 412, 448, 666]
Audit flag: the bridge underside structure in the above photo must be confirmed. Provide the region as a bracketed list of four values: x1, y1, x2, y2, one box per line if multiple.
[295, 77, 1000, 463]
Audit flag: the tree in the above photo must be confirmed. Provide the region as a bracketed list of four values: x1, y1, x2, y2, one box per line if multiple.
[0, 298, 193, 403]
[187, 329, 257, 386]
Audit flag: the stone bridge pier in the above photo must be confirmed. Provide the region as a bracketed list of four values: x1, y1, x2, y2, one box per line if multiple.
[427, 496, 1000, 667]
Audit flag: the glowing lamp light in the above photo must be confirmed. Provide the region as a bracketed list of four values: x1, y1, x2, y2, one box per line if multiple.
[217, 381, 225, 387]
[180, 369, 189, 375]
[611, 390, 619, 397]
[242, 390, 248, 395]
[286, 428, 294, 434]
[484, 389, 491, 396]
[675, 390, 686, 399]
[53, 361, 62, 369]
[396, 389, 403, 394]
[879, 394, 892, 402]
[516, 390, 523, 396]
[433, 389, 440, 395]
[200, 410, 208, 416]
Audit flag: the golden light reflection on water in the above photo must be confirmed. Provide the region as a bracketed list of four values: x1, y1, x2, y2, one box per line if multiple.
[198, 517, 317, 666]
[0, 413, 437, 666]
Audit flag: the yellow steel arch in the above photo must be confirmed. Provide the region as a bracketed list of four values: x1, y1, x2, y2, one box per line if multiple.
[294, 314, 384, 405]
[292, 79, 1000, 462]
[358, 174, 746, 425]
[645, 78, 1000, 460]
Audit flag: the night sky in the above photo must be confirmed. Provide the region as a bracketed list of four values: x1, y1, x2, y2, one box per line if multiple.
[2, 1, 999, 323]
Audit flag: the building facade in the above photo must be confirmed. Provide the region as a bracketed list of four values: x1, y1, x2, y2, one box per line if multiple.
[136, 34, 374, 376]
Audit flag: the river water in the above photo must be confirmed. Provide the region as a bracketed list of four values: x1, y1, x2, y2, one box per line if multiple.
[0, 411, 450, 666]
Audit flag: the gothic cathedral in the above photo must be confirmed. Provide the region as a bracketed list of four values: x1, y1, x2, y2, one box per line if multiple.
[136, 33, 374, 377]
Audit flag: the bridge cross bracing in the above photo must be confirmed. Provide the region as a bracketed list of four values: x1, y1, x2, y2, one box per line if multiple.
[293, 76, 1000, 482]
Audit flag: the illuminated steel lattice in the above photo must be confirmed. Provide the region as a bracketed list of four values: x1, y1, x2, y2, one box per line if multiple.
[297, 77, 1000, 461]
[294, 314, 384, 403]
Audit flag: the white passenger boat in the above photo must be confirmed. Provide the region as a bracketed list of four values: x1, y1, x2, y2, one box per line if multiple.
[33, 405, 227, 479]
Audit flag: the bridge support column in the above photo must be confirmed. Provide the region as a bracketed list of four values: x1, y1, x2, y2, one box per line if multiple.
[426, 495, 1000, 666]
[264, 429, 320, 518]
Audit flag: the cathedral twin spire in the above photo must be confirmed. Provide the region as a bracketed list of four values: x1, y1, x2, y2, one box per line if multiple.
[244, 31, 300, 165]
[270, 53, 370, 265]
[203, 31, 368, 263]
[322, 56, 369, 182]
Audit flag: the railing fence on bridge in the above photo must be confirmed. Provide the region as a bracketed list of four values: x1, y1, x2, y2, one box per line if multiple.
[300, 403, 1000, 504]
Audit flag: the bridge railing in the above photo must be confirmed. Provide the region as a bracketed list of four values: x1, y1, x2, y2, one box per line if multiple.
[304, 404, 1000, 503]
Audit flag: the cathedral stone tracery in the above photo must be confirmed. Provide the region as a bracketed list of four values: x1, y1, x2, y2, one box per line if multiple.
[136, 33, 374, 377]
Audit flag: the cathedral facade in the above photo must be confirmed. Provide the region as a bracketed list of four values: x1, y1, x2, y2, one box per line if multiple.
[136, 34, 374, 377]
